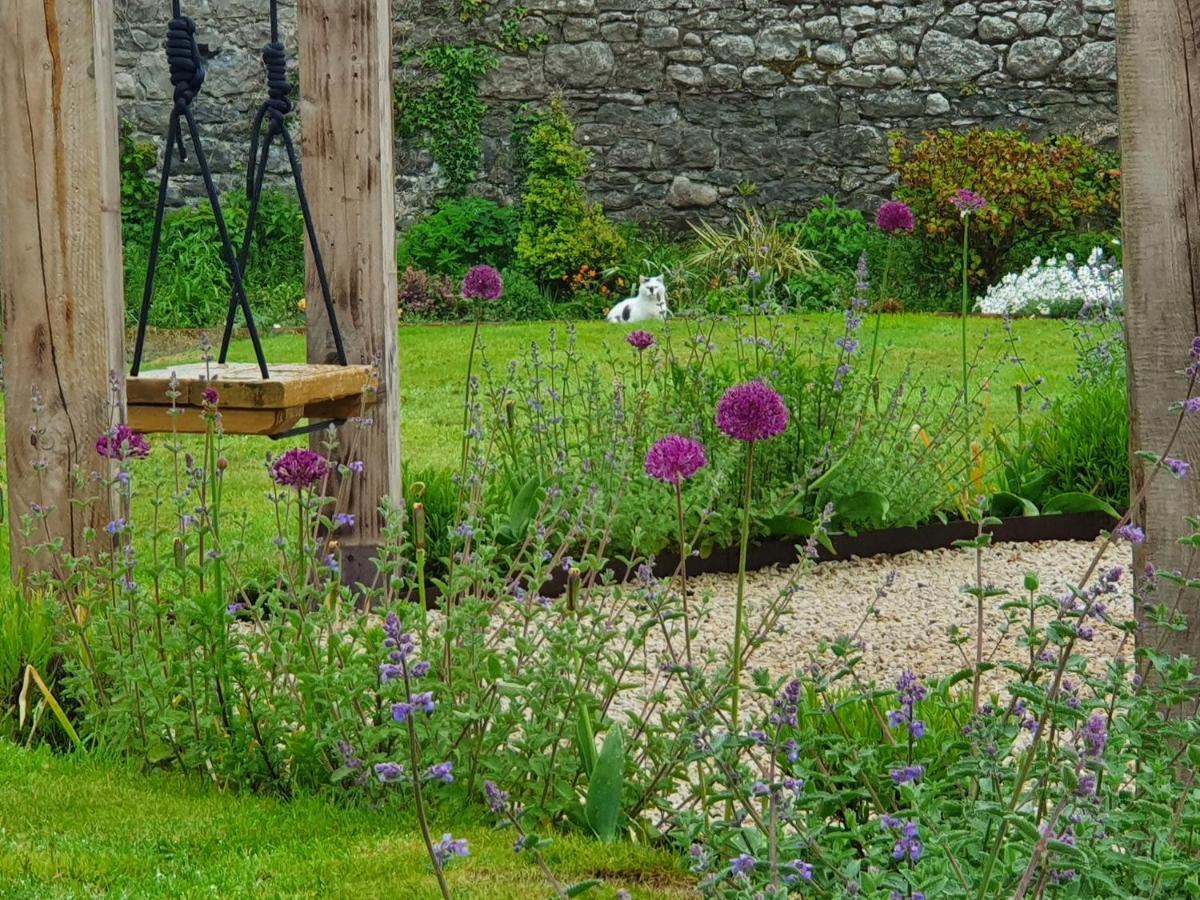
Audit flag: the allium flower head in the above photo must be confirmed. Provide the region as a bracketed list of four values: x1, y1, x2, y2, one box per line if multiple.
[270, 448, 330, 489]
[716, 381, 789, 443]
[875, 200, 915, 234]
[462, 264, 503, 301]
[644, 434, 708, 485]
[626, 330, 655, 351]
[201, 387, 220, 406]
[951, 189, 988, 215]
[96, 424, 150, 460]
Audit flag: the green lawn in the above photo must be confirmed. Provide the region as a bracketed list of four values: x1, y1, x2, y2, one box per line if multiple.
[0, 314, 1084, 578]
[0, 744, 691, 899]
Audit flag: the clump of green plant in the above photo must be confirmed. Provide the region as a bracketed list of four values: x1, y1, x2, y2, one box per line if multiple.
[891, 128, 1120, 283]
[497, 5, 548, 53]
[689, 209, 819, 289]
[396, 45, 496, 197]
[782, 197, 868, 309]
[119, 121, 159, 247]
[399, 198, 519, 276]
[514, 100, 625, 286]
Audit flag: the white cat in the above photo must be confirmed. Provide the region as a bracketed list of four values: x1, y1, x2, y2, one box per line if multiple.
[605, 275, 670, 323]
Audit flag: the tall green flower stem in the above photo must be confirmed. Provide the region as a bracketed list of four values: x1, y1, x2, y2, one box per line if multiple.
[403, 665, 453, 900]
[674, 482, 694, 668]
[866, 240, 896, 380]
[959, 215, 973, 502]
[730, 443, 755, 732]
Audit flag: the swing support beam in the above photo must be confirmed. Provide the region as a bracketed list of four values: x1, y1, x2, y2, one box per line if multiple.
[0, 0, 400, 584]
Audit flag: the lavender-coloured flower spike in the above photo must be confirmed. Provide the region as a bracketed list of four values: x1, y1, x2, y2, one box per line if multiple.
[462, 264, 504, 301]
[626, 330, 655, 351]
[951, 189, 988, 215]
[716, 381, 789, 442]
[270, 448, 330, 489]
[432, 834, 470, 866]
[875, 200, 915, 234]
[1115, 523, 1145, 545]
[644, 434, 708, 485]
[96, 424, 150, 460]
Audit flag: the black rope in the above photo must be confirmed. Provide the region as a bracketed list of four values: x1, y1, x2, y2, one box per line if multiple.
[220, 0, 349, 368]
[131, 6, 270, 380]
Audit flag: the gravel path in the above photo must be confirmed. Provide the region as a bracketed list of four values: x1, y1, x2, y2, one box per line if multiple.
[667, 539, 1133, 693]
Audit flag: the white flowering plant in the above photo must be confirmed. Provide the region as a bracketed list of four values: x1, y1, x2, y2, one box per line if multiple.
[975, 246, 1123, 318]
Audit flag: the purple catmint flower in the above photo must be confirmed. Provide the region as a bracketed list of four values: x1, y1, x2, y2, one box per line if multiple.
[428, 762, 454, 783]
[748, 729, 769, 745]
[751, 781, 770, 796]
[334, 513, 356, 530]
[626, 330, 655, 351]
[391, 702, 413, 723]
[201, 387, 220, 406]
[412, 691, 436, 714]
[374, 761, 405, 783]
[1116, 524, 1145, 544]
[835, 337, 859, 354]
[462, 264, 503, 301]
[338, 741, 363, 770]
[484, 780, 510, 814]
[888, 670, 928, 738]
[349, 460, 365, 474]
[786, 861, 814, 884]
[716, 381, 789, 443]
[410, 660, 432, 678]
[1079, 714, 1108, 758]
[1166, 457, 1190, 479]
[380, 663, 404, 684]
[890, 765, 925, 785]
[876, 200, 915, 234]
[105, 518, 126, 536]
[96, 424, 150, 460]
[782, 738, 799, 762]
[432, 834, 470, 866]
[730, 854, 756, 878]
[270, 448, 330, 489]
[772, 678, 802, 727]
[891, 819, 923, 862]
[226, 602, 246, 616]
[951, 189, 988, 215]
[644, 434, 708, 485]
[1184, 396, 1200, 414]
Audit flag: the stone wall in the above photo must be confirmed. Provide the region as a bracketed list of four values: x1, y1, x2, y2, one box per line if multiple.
[113, 0, 1118, 229]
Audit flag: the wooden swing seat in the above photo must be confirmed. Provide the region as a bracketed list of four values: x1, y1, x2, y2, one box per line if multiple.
[127, 363, 373, 436]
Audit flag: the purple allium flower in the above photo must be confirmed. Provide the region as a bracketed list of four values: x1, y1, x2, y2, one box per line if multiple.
[627, 330, 656, 351]
[374, 761, 405, 783]
[201, 387, 220, 406]
[484, 780, 510, 814]
[950, 189, 988, 215]
[1116, 524, 1145, 545]
[875, 200, 915, 234]
[270, 448, 330, 489]
[462, 264, 503, 301]
[716, 381, 789, 443]
[432, 834, 470, 867]
[644, 434, 708, 485]
[730, 854, 756, 878]
[96, 424, 150, 460]
[428, 762, 454, 783]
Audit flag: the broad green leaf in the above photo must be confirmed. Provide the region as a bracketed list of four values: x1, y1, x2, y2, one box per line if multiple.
[585, 723, 624, 843]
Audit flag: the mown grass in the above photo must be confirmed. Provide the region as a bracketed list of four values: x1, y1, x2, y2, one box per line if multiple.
[0, 744, 692, 899]
[0, 314, 1082, 580]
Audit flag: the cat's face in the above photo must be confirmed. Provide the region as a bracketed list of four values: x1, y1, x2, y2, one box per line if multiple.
[639, 275, 666, 305]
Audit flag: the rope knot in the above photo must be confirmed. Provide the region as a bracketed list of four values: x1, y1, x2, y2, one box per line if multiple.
[261, 41, 291, 131]
[165, 16, 205, 113]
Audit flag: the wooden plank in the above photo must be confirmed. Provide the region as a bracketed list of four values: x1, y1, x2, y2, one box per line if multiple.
[1118, 0, 1200, 660]
[128, 405, 304, 437]
[0, 0, 125, 574]
[298, 0, 401, 585]
[127, 363, 372, 409]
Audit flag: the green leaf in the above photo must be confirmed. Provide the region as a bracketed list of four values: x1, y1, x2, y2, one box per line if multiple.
[1041, 492, 1119, 518]
[575, 705, 598, 778]
[990, 491, 1040, 517]
[507, 475, 541, 539]
[584, 723, 624, 843]
[833, 490, 890, 528]
[761, 515, 815, 539]
[565, 880, 603, 896]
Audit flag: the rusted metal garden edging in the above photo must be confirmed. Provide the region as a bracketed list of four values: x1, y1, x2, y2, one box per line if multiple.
[535, 511, 1118, 598]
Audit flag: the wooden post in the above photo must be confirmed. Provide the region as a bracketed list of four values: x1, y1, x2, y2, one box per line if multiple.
[297, 0, 401, 585]
[1118, 0, 1200, 659]
[0, 0, 125, 574]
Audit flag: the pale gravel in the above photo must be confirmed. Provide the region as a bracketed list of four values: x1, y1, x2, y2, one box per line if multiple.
[650, 538, 1133, 694]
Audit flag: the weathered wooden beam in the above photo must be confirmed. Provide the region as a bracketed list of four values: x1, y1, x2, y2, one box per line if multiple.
[297, 0, 401, 585]
[1118, 0, 1200, 659]
[0, 0, 125, 576]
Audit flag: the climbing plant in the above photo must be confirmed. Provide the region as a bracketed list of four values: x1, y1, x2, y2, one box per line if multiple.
[396, 45, 496, 197]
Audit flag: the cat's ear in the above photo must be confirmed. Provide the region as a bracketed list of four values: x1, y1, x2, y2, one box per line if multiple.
[639, 275, 647, 285]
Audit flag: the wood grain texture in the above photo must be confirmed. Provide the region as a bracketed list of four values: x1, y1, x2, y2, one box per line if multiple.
[0, 0, 125, 573]
[127, 364, 372, 409]
[1118, 0, 1200, 658]
[297, 0, 401, 581]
